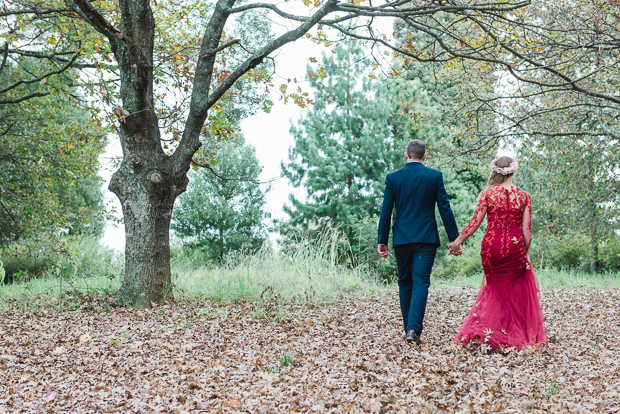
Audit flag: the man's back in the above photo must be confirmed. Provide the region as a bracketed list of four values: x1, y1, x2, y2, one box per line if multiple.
[377, 161, 459, 246]
[378, 140, 461, 345]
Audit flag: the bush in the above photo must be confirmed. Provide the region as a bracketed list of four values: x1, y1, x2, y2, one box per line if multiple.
[432, 242, 484, 278]
[599, 237, 620, 272]
[1, 245, 55, 282]
[525, 234, 620, 273]
[0, 236, 123, 284]
[69, 236, 124, 280]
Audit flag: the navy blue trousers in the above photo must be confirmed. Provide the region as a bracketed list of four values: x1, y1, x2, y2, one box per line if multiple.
[394, 243, 438, 335]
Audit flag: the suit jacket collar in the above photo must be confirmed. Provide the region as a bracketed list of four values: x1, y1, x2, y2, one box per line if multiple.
[405, 161, 423, 168]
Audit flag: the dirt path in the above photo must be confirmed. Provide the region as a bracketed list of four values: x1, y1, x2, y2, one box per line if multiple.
[1, 288, 619, 413]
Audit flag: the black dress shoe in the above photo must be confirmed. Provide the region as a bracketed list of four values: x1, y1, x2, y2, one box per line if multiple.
[405, 329, 421, 345]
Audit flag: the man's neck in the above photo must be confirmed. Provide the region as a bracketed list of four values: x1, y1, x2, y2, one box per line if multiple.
[407, 159, 422, 163]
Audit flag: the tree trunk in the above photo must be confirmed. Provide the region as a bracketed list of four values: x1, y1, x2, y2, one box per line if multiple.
[66, 0, 340, 307]
[109, 131, 188, 308]
[590, 207, 599, 274]
[219, 228, 224, 261]
[588, 160, 599, 274]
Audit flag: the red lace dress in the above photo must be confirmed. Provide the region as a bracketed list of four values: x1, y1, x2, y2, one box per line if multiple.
[453, 185, 547, 350]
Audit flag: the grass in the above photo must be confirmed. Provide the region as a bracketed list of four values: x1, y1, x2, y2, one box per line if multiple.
[0, 232, 389, 312]
[172, 247, 385, 304]
[1, 232, 619, 312]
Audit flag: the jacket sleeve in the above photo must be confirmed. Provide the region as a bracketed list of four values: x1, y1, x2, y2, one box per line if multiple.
[436, 172, 459, 242]
[377, 174, 394, 245]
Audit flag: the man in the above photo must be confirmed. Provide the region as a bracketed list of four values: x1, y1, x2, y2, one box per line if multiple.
[377, 139, 462, 345]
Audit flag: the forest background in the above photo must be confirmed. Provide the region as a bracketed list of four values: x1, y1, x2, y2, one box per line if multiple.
[1, 0, 620, 307]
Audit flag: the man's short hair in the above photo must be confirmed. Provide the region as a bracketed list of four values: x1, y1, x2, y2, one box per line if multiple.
[406, 140, 426, 160]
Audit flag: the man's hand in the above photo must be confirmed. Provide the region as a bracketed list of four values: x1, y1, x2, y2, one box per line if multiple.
[448, 242, 463, 256]
[378, 244, 389, 258]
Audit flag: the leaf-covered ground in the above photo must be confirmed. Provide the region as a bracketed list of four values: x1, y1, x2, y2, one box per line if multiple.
[1, 288, 619, 413]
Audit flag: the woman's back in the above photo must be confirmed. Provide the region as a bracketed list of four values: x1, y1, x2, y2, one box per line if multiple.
[461, 185, 532, 239]
[482, 185, 531, 230]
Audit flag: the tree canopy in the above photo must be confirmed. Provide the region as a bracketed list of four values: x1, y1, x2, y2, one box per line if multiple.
[0, 60, 106, 252]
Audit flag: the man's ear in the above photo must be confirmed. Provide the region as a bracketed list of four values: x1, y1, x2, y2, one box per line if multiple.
[422, 154, 427, 161]
[404, 151, 409, 161]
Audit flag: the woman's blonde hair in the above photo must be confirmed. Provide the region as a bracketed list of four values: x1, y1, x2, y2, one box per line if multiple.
[487, 156, 516, 188]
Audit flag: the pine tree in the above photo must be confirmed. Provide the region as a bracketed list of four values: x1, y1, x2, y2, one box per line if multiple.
[172, 136, 269, 261]
[282, 43, 397, 239]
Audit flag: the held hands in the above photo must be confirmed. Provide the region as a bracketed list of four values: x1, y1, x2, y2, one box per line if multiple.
[378, 244, 389, 258]
[448, 241, 463, 256]
[380, 242, 463, 257]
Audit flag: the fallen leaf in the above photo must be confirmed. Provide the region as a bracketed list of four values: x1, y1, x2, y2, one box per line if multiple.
[78, 333, 92, 345]
[224, 397, 239, 408]
[0, 289, 617, 412]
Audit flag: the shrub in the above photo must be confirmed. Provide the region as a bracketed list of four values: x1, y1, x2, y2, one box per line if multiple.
[350, 216, 398, 282]
[600, 237, 620, 271]
[0, 236, 123, 283]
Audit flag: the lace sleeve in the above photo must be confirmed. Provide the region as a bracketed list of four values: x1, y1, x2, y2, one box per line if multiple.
[522, 193, 532, 253]
[455, 191, 488, 244]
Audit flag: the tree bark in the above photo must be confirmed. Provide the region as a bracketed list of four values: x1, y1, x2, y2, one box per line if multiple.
[219, 227, 224, 261]
[108, 128, 188, 306]
[590, 224, 599, 274]
[588, 159, 599, 274]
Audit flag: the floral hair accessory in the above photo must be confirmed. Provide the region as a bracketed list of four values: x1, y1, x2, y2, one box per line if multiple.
[490, 159, 518, 175]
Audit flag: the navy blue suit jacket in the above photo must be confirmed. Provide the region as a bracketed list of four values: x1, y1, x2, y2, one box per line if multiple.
[377, 162, 459, 247]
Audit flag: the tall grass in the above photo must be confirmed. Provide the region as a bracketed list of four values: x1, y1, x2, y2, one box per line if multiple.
[173, 228, 387, 303]
[1, 230, 619, 313]
[0, 230, 388, 312]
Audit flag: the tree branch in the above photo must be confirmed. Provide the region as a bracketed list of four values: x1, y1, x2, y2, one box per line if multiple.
[0, 6, 71, 18]
[175, 0, 340, 171]
[192, 159, 279, 184]
[228, 2, 354, 25]
[0, 43, 8, 77]
[64, 0, 124, 44]
[206, 39, 241, 58]
[0, 92, 51, 105]
[0, 52, 80, 97]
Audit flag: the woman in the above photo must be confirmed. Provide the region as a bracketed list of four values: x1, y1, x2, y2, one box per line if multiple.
[449, 156, 547, 350]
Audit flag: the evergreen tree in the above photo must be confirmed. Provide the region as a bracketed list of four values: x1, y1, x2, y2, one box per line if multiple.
[172, 136, 269, 261]
[282, 42, 397, 239]
[282, 41, 486, 272]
